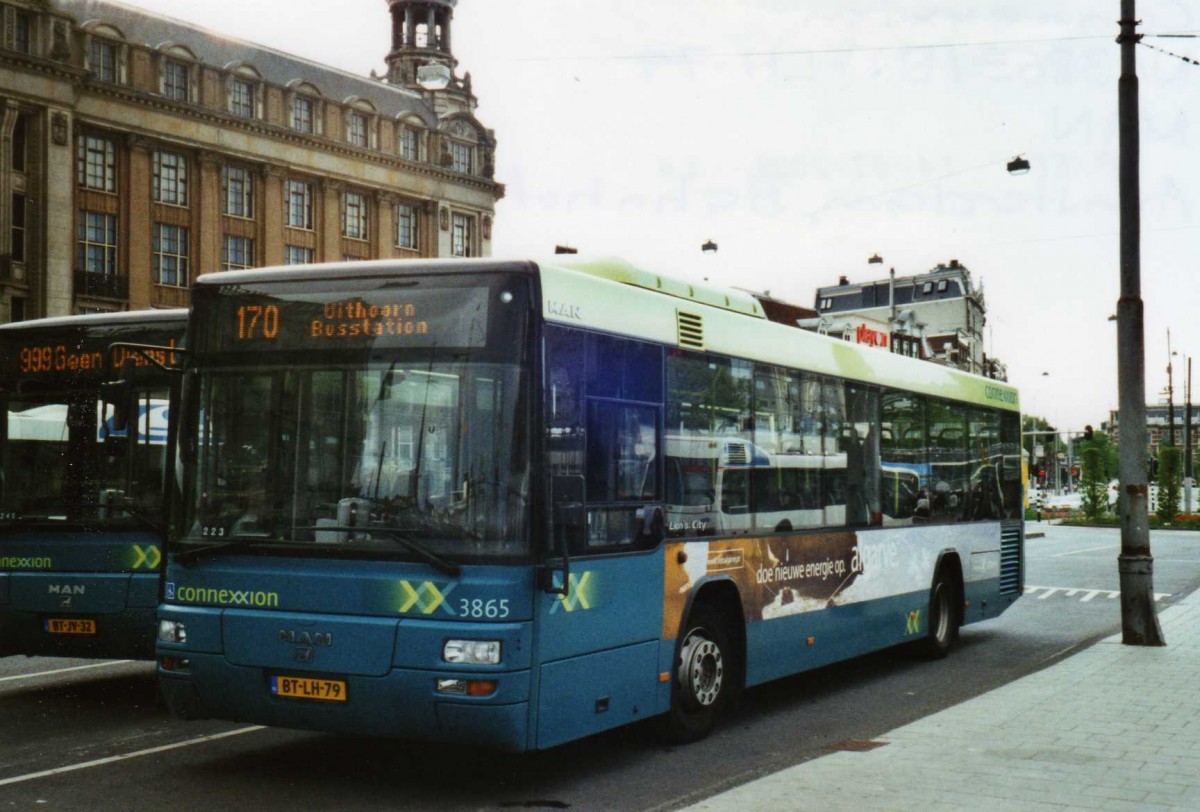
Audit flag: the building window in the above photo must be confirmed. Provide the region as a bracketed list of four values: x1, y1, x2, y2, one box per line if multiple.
[78, 211, 118, 275]
[230, 79, 255, 118]
[348, 112, 368, 147]
[222, 235, 255, 270]
[451, 213, 473, 257]
[222, 166, 254, 218]
[153, 224, 190, 287]
[284, 245, 314, 265]
[450, 141, 473, 174]
[10, 297, 25, 323]
[10, 10, 31, 54]
[77, 135, 117, 192]
[394, 203, 418, 250]
[153, 151, 189, 206]
[11, 113, 26, 172]
[398, 127, 419, 161]
[342, 192, 368, 240]
[285, 179, 314, 230]
[163, 59, 190, 101]
[89, 39, 117, 82]
[292, 96, 314, 133]
[11, 193, 25, 263]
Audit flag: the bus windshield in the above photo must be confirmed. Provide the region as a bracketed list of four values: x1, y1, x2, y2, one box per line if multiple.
[2, 388, 170, 525]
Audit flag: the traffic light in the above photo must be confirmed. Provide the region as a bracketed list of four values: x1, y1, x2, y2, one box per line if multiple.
[1084, 424, 1094, 442]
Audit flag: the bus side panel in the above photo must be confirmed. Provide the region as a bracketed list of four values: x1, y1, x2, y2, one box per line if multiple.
[663, 523, 1014, 688]
[535, 550, 664, 748]
[744, 589, 930, 685]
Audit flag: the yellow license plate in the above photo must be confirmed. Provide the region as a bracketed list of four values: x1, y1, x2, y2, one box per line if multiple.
[45, 618, 97, 635]
[270, 675, 347, 702]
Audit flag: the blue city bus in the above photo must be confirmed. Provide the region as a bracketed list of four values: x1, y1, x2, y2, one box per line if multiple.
[157, 258, 1023, 750]
[0, 310, 185, 659]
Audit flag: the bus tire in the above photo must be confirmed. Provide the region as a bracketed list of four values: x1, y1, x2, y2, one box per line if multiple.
[664, 603, 734, 744]
[917, 569, 960, 660]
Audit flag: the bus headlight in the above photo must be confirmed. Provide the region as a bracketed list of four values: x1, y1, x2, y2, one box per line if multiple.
[443, 640, 501, 664]
[158, 619, 187, 644]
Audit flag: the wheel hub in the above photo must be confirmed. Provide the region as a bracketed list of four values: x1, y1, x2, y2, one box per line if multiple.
[679, 633, 723, 707]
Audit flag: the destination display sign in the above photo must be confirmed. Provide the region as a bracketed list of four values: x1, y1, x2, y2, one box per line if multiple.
[3, 325, 183, 381]
[207, 287, 490, 354]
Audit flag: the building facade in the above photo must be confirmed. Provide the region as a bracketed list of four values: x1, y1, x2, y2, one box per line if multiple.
[0, 0, 501, 321]
[808, 259, 1006, 380]
[1106, 403, 1199, 467]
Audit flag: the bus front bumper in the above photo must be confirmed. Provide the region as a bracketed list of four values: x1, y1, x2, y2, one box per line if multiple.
[158, 654, 531, 750]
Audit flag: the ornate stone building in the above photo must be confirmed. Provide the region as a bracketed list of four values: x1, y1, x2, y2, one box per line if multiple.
[0, 0, 501, 321]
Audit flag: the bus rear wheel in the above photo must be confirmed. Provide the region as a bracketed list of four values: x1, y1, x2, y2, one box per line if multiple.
[917, 571, 960, 660]
[665, 604, 733, 744]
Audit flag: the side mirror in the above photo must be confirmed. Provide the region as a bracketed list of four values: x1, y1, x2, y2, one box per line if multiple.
[100, 379, 132, 434]
[551, 474, 585, 530]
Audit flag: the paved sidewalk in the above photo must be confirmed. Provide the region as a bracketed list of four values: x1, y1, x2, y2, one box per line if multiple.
[688, 589, 1200, 811]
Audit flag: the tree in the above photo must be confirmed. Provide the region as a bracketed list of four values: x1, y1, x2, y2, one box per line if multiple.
[1157, 446, 1182, 524]
[1080, 445, 1108, 520]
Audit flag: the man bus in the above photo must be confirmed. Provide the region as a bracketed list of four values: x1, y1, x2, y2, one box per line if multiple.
[0, 310, 185, 659]
[156, 258, 1022, 750]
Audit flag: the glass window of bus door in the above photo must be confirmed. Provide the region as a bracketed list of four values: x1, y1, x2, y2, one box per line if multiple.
[102, 384, 172, 516]
[582, 332, 662, 549]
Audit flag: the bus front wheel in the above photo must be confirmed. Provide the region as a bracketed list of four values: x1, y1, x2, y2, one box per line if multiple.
[665, 604, 733, 743]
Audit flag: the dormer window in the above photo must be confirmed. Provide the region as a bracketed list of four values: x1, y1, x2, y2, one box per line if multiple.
[449, 140, 473, 174]
[89, 38, 117, 82]
[163, 59, 189, 101]
[10, 9, 31, 54]
[293, 96, 314, 133]
[936, 280, 948, 293]
[398, 126, 420, 161]
[921, 282, 933, 295]
[348, 112, 368, 147]
[231, 79, 254, 117]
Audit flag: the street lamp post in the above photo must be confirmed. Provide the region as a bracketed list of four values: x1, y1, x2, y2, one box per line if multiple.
[1116, 0, 1164, 646]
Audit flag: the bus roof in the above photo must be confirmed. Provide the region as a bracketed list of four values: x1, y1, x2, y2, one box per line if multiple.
[190, 257, 1018, 413]
[0, 308, 188, 334]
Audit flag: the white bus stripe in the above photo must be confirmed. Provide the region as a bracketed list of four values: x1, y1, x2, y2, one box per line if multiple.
[0, 726, 265, 787]
[1037, 588, 1059, 600]
[0, 661, 132, 684]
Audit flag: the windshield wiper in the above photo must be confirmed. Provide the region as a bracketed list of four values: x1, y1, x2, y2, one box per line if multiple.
[174, 534, 272, 564]
[368, 528, 461, 577]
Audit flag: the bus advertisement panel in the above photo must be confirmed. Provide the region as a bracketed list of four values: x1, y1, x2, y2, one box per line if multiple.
[0, 310, 185, 659]
[157, 258, 1022, 751]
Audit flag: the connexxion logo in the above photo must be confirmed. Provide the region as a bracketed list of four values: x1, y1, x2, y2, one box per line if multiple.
[0, 556, 52, 569]
[166, 582, 280, 607]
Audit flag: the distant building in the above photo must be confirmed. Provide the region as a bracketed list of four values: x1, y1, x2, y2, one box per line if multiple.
[0, 0, 502, 321]
[1106, 403, 1199, 463]
[806, 259, 1006, 380]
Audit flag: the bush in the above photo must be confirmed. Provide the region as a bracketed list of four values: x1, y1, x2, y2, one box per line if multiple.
[1158, 446, 1182, 523]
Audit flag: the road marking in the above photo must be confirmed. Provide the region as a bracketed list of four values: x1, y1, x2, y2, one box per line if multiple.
[1052, 544, 1119, 558]
[0, 726, 265, 787]
[0, 661, 132, 684]
[1025, 585, 1171, 602]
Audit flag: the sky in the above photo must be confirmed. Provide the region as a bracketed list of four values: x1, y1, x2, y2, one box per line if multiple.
[121, 0, 1200, 433]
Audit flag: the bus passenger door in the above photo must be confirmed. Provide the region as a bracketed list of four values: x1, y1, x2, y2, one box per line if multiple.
[537, 327, 665, 748]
